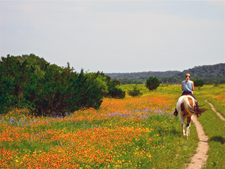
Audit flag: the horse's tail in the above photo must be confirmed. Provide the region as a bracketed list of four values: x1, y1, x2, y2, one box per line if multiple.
[183, 96, 207, 116]
[183, 96, 196, 116]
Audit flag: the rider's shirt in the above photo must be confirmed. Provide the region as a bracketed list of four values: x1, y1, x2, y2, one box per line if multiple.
[182, 80, 193, 92]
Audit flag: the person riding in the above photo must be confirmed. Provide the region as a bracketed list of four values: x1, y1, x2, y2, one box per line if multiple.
[173, 73, 201, 117]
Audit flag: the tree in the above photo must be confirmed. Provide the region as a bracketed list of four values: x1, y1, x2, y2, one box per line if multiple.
[145, 76, 160, 90]
[193, 79, 204, 90]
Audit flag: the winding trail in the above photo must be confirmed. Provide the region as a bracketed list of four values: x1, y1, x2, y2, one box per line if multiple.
[205, 100, 225, 121]
[186, 116, 209, 169]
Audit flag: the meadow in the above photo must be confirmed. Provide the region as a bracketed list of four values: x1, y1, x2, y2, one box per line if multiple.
[0, 84, 224, 168]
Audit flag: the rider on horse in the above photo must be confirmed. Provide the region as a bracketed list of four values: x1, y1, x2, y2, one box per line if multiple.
[173, 73, 201, 117]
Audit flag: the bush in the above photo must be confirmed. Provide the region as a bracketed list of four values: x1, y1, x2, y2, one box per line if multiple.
[193, 79, 204, 89]
[145, 76, 160, 90]
[0, 55, 36, 111]
[0, 54, 104, 116]
[87, 72, 109, 95]
[214, 82, 220, 87]
[128, 85, 143, 97]
[0, 76, 16, 113]
[24, 67, 103, 116]
[107, 87, 125, 99]
[87, 72, 125, 99]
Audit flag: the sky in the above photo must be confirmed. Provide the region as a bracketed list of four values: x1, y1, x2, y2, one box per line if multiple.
[0, 1, 224, 73]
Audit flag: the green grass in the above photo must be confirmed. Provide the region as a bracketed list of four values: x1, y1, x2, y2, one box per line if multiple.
[196, 95, 225, 169]
[196, 84, 225, 117]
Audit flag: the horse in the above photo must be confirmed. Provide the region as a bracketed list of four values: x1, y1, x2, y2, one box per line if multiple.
[176, 95, 206, 138]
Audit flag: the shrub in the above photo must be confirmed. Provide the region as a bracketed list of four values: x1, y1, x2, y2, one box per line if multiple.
[87, 72, 125, 99]
[0, 55, 36, 111]
[128, 84, 143, 97]
[214, 82, 220, 87]
[107, 87, 125, 99]
[193, 79, 204, 89]
[24, 67, 103, 116]
[0, 54, 103, 116]
[145, 76, 160, 90]
[87, 72, 109, 95]
[0, 76, 16, 114]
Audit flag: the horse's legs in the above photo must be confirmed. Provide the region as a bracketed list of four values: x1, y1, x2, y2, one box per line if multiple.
[181, 123, 185, 135]
[186, 116, 192, 137]
[179, 115, 185, 135]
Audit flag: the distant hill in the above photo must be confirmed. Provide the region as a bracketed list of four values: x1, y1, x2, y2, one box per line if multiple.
[106, 63, 225, 84]
[106, 70, 179, 81]
[173, 63, 225, 79]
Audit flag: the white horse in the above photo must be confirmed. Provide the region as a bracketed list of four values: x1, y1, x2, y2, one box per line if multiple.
[176, 95, 206, 138]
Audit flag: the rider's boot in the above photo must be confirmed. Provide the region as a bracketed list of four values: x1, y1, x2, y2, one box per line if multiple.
[173, 109, 178, 116]
[196, 101, 201, 117]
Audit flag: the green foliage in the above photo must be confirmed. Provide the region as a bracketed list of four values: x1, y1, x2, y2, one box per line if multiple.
[106, 78, 125, 99]
[86, 71, 125, 99]
[0, 76, 16, 113]
[107, 87, 125, 99]
[193, 79, 204, 89]
[0, 54, 103, 115]
[24, 66, 103, 116]
[0, 55, 36, 110]
[145, 76, 160, 91]
[87, 72, 109, 95]
[14, 53, 49, 78]
[127, 84, 143, 97]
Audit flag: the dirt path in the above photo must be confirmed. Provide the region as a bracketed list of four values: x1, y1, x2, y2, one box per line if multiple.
[186, 115, 209, 169]
[205, 100, 225, 121]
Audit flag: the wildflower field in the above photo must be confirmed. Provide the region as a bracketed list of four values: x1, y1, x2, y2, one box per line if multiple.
[1, 84, 225, 168]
